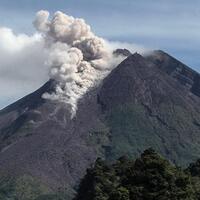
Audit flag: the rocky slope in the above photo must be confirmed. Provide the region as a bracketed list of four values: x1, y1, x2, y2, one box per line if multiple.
[146, 50, 200, 96]
[98, 52, 200, 165]
[0, 50, 200, 195]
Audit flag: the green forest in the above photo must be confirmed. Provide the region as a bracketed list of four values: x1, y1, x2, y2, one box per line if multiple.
[75, 149, 200, 200]
[2, 149, 200, 200]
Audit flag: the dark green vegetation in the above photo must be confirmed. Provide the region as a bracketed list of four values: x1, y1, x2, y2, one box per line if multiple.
[103, 102, 200, 166]
[75, 149, 200, 200]
[1, 150, 200, 200]
[0, 174, 72, 200]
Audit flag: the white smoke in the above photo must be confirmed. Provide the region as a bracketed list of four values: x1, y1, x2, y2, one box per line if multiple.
[33, 10, 129, 117]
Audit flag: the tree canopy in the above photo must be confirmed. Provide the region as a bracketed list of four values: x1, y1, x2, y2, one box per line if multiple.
[75, 148, 200, 200]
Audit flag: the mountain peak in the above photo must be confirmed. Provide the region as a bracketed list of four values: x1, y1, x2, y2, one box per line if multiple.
[113, 48, 132, 57]
[131, 52, 143, 59]
[133, 52, 142, 56]
[119, 52, 146, 67]
[98, 52, 159, 110]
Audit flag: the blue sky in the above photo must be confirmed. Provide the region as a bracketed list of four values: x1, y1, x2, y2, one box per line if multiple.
[0, 0, 200, 108]
[0, 0, 200, 68]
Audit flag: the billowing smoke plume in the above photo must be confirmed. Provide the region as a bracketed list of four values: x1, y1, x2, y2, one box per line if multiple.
[33, 10, 127, 117]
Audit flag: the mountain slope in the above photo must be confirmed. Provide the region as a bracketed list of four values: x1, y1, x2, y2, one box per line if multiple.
[146, 50, 200, 96]
[0, 80, 107, 194]
[98, 52, 200, 165]
[0, 51, 200, 196]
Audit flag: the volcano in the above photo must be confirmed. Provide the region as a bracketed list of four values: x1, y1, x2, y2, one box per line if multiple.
[1, 50, 200, 195]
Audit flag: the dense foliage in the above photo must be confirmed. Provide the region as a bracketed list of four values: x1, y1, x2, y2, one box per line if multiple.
[75, 149, 200, 200]
[2, 149, 200, 200]
[0, 174, 71, 200]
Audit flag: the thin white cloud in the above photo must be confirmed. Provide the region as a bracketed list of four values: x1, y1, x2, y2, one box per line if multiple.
[0, 27, 48, 108]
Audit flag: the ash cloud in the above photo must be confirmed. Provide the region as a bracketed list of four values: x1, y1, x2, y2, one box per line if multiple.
[0, 10, 148, 113]
[33, 10, 132, 117]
